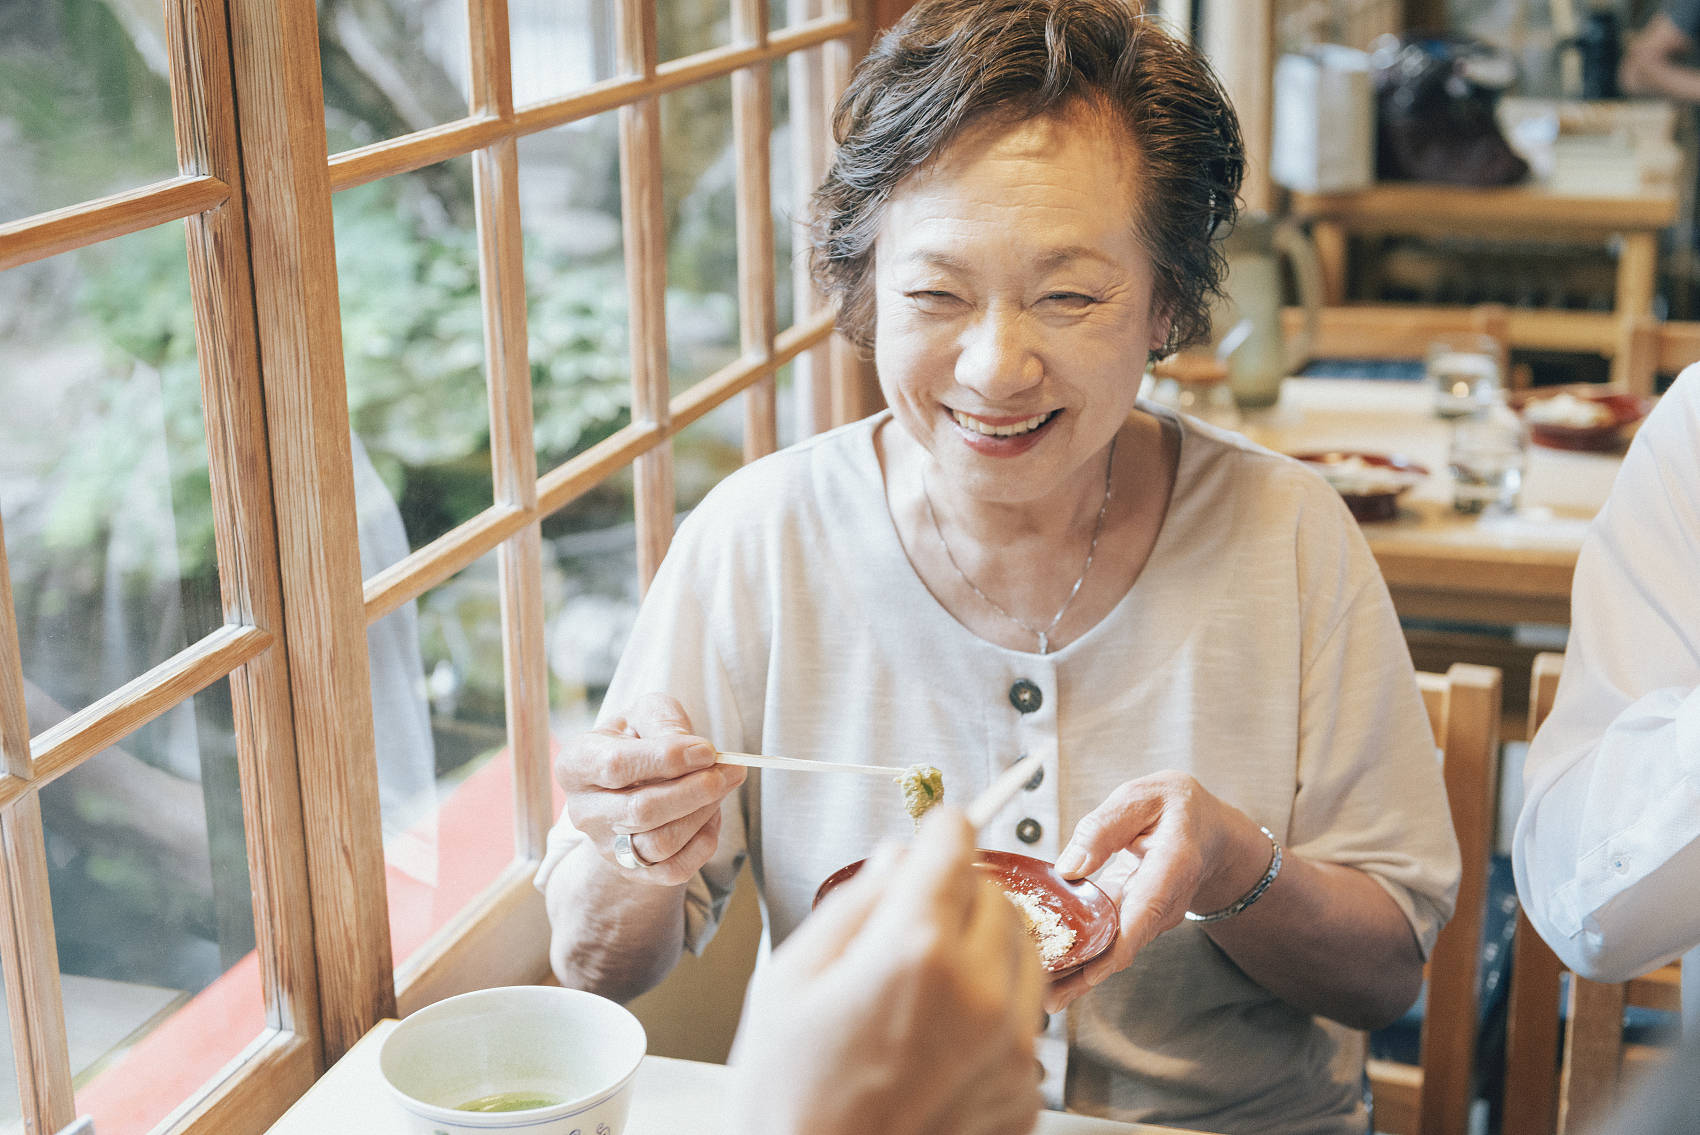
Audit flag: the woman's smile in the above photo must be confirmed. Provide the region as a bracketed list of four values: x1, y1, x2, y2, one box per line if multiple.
[949, 407, 1062, 454]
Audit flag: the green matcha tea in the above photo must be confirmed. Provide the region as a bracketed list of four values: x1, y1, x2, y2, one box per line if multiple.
[455, 1090, 563, 1112]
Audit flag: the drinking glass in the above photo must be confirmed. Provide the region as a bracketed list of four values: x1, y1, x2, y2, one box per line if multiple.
[1448, 410, 1527, 515]
[1426, 332, 1503, 419]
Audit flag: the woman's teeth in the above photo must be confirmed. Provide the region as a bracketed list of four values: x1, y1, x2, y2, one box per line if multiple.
[952, 410, 1055, 437]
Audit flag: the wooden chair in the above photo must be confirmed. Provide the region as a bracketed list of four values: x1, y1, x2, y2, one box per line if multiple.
[1368, 662, 1503, 1135]
[1615, 315, 1700, 399]
[1501, 652, 1684, 1135]
[1283, 303, 1516, 387]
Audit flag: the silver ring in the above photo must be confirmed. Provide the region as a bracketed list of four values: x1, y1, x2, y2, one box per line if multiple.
[613, 832, 654, 871]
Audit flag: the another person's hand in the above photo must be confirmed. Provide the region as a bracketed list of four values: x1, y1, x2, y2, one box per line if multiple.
[727, 807, 1043, 1135]
[1046, 771, 1271, 1012]
[555, 693, 746, 886]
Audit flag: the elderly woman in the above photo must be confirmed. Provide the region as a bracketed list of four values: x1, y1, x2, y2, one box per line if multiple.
[536, 0, 1459, 1130]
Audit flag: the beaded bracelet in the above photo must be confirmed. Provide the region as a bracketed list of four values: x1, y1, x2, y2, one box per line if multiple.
[1184, 826, 1283, 924]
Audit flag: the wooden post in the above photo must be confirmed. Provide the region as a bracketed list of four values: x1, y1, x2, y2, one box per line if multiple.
[224, 0, 396, 1060]
[617, 0, 678, 589]
[1201, 0, 1276, 215]
[733, 0, 782, 460]
[467, 0, 554, 861]
[167, 0, 326, 1064]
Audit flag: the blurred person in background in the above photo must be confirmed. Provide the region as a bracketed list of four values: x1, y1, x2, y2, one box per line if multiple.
[1621, 2, 1700, 101]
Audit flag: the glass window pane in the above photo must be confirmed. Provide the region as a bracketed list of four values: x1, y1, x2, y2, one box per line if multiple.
[674, 411, 743, 515]
[775, 360, 801, 450]
[769, 0, 808, 34]
[336, 158, 494, 561]
[36, 678, 266, 1135]
[658, 0, 730, 62]
[0, 1, 179, 223]
[518, 116, 633, 480]
[321, 0, 472, 152]
[379, 549, 518, 968]
[547, 490, 640, 738]
[509, 0, 616, 107]
[663, 79, 740, 391]
[1, 226, 222, 722]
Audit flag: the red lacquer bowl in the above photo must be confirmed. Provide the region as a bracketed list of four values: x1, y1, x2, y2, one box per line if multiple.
[1514, 388, 1652, 452]
[1291, 450, 1429, 523]
[814, 848, 1119, 976]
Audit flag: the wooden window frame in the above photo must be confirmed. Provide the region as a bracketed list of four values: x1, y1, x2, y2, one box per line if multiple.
[0, 0, 874, 1130]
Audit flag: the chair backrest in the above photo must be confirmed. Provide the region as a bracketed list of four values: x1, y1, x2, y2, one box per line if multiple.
[1368, 662, 1503, 1135]
[1284, 303, 1514, 385]
[1617, 315, 1700, 398]
[1501, 651, 1684, 1135]
[1503, 652, 1567, 1135]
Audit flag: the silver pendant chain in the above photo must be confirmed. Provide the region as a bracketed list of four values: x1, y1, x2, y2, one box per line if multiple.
[921, 437, 1116, 655]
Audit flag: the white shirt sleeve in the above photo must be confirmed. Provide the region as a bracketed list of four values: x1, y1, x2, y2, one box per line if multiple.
[533, 501, 757, 955]
[1512, 367, 1700, 981]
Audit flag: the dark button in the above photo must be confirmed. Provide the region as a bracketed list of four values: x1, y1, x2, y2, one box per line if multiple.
[1009, 679, 1043, 714]
[1016, 818, 1042, 844]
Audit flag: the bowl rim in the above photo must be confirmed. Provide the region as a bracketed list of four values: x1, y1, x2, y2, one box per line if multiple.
[1289, 449, 1431, 482]
[814, 847, 1119, 976]
[378, 985, 647, 1125]
[1513, 387, 1653, 434]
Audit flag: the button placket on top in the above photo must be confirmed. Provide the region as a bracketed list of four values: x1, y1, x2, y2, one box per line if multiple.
[999, 658, 1066, 1108]
[1002, 661, 1060, 865]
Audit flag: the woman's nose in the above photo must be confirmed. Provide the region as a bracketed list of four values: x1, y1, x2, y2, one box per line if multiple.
[955, 310, 1042, 397]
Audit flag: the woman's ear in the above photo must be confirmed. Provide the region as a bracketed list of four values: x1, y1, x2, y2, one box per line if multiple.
[1147, 308, 1174, 355]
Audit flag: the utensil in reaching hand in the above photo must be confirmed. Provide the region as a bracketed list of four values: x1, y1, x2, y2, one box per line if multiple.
[714, 750, 902, 778]
[964, 752, 1046, 831]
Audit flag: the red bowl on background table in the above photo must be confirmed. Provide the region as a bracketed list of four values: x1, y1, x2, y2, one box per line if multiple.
[813, 848, 1118, 976]
[1513, 387, 1653, 452]
[1291, 451, 1429, 523]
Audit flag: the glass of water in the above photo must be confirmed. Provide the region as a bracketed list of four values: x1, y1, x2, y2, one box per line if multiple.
[1426, 332, 1503, 419]
[1448, 409, 1527, 515]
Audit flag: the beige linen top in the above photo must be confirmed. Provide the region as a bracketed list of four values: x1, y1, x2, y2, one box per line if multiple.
[538, 405, 1460, 1134]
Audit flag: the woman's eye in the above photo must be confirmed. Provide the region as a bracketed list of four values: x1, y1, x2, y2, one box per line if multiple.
[1043, 292, 1096, 307]
[906, 291, 959, 310]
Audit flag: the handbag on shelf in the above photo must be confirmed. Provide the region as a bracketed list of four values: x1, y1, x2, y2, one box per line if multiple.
[1371, 34, 1530, 187]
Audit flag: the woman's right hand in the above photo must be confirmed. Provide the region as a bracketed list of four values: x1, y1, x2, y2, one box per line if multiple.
[555, 693, 747, 886]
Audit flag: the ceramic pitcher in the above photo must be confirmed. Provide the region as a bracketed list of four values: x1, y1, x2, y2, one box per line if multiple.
[1215, 212, 1324, 409]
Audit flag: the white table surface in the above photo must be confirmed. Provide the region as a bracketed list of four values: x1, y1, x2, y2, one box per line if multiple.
[266, 1019, 1208, 1135]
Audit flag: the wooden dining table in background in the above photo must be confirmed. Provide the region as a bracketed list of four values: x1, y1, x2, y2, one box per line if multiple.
[1240, 377, 1628, 628]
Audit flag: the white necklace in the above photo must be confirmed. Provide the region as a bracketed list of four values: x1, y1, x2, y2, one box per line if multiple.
[921, 437, 1116, 655]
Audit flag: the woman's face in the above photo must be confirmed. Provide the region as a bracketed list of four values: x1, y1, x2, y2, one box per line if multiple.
[873, 105, 1166, 508]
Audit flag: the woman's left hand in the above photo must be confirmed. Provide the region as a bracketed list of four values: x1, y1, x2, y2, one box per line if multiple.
[1043, 770, 1273, 1013]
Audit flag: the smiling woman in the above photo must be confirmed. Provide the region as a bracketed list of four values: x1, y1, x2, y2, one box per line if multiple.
[535, 2, 1460, 1132]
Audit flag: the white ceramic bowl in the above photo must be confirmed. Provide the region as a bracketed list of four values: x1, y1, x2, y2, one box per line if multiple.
[379, 985, 647, 1134]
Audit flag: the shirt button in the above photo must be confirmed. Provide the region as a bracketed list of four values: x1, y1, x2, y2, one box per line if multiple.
[1016, 818, 1042, 844]
[1020, 759, 1044, 791]
[1009, 679, 1042, 714]
[1611, 855, 1629, 874]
